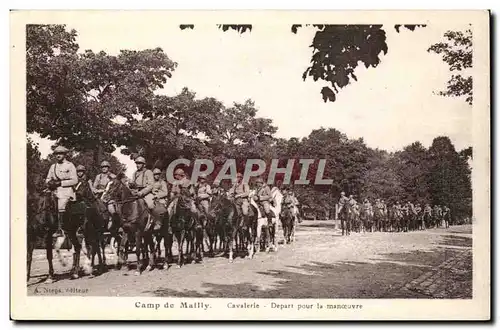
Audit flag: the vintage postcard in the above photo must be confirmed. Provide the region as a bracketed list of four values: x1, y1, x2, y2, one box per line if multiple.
[10, 10, 490, 320]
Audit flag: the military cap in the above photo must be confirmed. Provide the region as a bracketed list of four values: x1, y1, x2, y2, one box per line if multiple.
[135, 156, 146, 164]
[100, 160, 111, 167]
[174, 168, 185, 176]
[153, 168, 162, 175]
[53, 146, 69, 154]
[76, 165, 86, 172]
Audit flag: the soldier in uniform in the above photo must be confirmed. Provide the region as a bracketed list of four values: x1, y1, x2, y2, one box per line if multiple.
[129, 156, 155, 210]
[253, 177, 274, 222]
[211, 181, 225, 198]
[281, 187, 295, 217]
[338, 192, 349, 212]
[228, 172, 250, 220]
[167, 168, 198, 220]
[92, 161, 116, 197]
[75, 165, 92, 200]
[363, 198, 373, 217]
[290, 189, 301, 223]
[151, 168, 169, 205]
[196, 174, 212, 220]
[45, 146, 78, 237]
[381, 199, 388, 217]
[93, 160, 118, 227]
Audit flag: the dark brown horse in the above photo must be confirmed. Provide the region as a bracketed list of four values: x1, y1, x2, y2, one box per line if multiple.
[105, 175, 152, 275]
[280, 205, 295, 244]
[27, 191, 57, 283]
[27, 190, 93, 283]
[338, 204, 352, 236]
[360, 206, 373, 233]
[167, 194, 198, 268]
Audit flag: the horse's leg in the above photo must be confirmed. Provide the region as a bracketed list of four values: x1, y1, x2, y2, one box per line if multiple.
[229, 227, 237, 263]
[116, 230, 127, 270]
[134, 230, 142, 275]
[176, 231, 184, 268]
[44, 233, 56, 283]
[66, 229, 81, 279]
[27, 237, 35, 282]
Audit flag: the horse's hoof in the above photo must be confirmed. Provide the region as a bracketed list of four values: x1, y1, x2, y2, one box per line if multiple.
[71, 273, 79, 280]
[176, 265, 181, 269]
[145, 265, 152, 272]
[44, 277, 55, 284]
[134, 271, 140, 276]
[229, 259, 233, 263]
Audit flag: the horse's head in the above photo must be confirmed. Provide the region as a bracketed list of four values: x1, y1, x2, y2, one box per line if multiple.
[104, 172, 133, 203]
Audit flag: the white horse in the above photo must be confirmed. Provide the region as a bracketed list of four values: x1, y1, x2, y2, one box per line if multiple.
[251, 187, 282, 254]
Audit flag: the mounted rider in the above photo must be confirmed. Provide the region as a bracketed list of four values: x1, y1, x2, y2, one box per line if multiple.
[253, 177, 275, 222]
[423, 203, 433, 217]
[75, 165, 93, 202]
[338, 192, 349, 212]
[211, 181, 225, 198]
[167, 168, 198, 220]
[93, 160, 118, 228]
[281, 186, 295, 215]
[228, 172, 250, 221]
[151, 168, 169, 206]
[45, 146, 78, 237]
[363, 198, 374, 217]
[374, 198, 384, 215]
[92, 160, 116, 197]
[290, 189, 301, 223]
[350, 196, 360, 216]
[129, 156, 155, 210]
[442, 205, 451, 218]
[381, 199, 388, 216]
[196, 174, 212, 220]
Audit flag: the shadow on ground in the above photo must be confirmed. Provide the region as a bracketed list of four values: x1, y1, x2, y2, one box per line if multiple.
[144, 233, 472, 299]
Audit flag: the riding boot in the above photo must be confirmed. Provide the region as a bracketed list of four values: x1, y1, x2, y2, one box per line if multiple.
[53, 212, 65, 238]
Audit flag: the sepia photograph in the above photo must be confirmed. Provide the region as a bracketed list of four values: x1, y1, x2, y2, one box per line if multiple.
[10, 10, 490, 320]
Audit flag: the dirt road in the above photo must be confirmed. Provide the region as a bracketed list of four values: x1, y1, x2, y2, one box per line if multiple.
[27, 221, 472, 298]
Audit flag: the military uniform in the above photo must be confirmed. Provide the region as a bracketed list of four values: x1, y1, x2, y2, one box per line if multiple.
[196, 181, 212, 216]
[228, 180, 250, 216]
[46, 159, 78, 212]
[363, 200, 373, 216]
[255, 182, 273, 218]
[152, 178, 169, 205]
[338, 194, 349, 212]
[168, 177, 198, 216]
[131, 167, 155, 209]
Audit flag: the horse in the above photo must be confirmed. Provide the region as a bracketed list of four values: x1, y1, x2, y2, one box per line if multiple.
[254, 187, 283, 253]
[74, 179, 109, 276]
[104, 174, 152, 275]
[373, 207, 385, 232]
[422, 211, 432, 229]
[27, 186, 95, 283]
[338, 203, 353, 236]
[209, 193, 247, 262]
[27, 190, 58, 283]
[280, 204, 295, 244]
[360, 206, 373, 233]
[168, 194, 198, 267]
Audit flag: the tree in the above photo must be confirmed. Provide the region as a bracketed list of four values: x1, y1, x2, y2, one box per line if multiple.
[361, 149, 404, 204]
[393, 142, 432, 204]
[428, 29, 473, 105]
[427, 137, 472, 221]
[26, 24, 177, 172]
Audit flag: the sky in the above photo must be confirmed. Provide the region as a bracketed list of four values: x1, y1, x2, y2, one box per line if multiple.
[30, 20, 472, 177]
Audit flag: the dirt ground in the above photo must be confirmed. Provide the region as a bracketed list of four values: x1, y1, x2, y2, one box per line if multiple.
[27, 221, 472, 298]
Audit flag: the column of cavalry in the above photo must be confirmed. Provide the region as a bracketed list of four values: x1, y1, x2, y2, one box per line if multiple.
[336, 193, 452, 236]
[27, 148, 301, 283]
